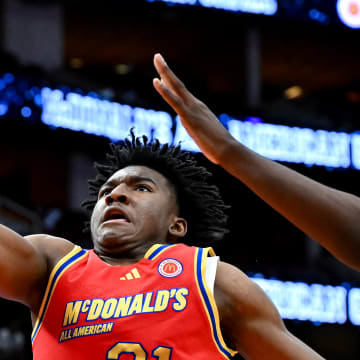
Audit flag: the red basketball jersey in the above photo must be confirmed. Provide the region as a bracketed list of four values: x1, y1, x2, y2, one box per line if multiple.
[32, 243, 237, 359]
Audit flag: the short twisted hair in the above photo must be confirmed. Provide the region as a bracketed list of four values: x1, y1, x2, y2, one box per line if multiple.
[82, 131, 229, 245]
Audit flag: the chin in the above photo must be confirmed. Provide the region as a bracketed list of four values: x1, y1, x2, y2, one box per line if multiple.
[97, 231, 137, 249]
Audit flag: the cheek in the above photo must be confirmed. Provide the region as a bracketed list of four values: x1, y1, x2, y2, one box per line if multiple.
[89, 214, 96, 235]
[90, 204, 102, 231]
[138, 203, 163, 223]
[150, 202, 175, 225]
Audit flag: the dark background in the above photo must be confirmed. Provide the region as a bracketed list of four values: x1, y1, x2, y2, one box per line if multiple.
[0, 0, 360, 358]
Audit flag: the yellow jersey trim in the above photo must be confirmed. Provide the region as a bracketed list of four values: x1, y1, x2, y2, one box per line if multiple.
[194, 247, 237, 359]
[144, 244, 175, 260]
[31, 245, 88, 343]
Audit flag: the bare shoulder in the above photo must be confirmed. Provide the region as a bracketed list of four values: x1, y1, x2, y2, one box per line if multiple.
[0, 229, 76, 313]
[24, 234, 76, 315]
[214, 261, 274, 317]
[214, 261, 284, 351]
[25, 234, 76, 269]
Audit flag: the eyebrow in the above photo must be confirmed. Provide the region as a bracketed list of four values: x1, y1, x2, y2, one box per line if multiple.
[100, 176, 157, 190]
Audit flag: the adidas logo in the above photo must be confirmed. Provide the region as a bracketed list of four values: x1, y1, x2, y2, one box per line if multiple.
[120, 268, 141, 280]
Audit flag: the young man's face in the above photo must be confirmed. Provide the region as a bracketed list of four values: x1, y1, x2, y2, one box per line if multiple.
[90, 165, 184, 258]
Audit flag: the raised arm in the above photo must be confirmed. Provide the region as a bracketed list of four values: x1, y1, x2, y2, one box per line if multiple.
[215, 262, 325, 359]
[153, 53, 360, 271]
[0, 225, 73, 312]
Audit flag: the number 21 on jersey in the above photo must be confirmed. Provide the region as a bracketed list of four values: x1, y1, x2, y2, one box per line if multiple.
[107, 342, 172, 359]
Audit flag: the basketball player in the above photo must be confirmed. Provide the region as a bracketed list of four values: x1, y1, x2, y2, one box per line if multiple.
[153, 53, 360, 272]
[0, 70, 326, 359]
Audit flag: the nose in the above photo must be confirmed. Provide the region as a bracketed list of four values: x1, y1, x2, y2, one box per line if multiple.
[105, 185, 130, 205]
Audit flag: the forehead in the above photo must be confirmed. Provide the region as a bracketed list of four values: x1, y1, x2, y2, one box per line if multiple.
[106, 165, 172, 190]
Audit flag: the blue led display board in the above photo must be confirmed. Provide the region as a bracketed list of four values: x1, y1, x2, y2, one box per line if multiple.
[38, 86, 360, 170]
[147, 0, 278, 16]
[251, 274, 360, 326]
[1, 72, 360, 170]
[147, 0, 360, 28]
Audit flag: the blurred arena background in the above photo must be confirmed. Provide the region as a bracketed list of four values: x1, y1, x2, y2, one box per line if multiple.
[0, 0, 359, 358]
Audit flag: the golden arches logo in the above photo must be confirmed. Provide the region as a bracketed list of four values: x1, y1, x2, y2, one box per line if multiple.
[158, 259, 183, 278]
[163, 263, 176, 273]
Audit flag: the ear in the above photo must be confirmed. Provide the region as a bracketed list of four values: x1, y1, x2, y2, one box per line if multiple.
[168, 217, 187, 243]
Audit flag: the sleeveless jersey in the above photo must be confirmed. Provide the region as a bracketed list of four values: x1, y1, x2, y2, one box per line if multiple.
[32, 243, 237, 359]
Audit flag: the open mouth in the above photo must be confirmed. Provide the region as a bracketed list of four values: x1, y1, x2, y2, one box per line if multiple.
[103, 208, 130, 223]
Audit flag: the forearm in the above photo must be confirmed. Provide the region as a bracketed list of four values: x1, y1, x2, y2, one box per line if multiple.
[218, 140, 360, 270]
[153, 53, 360, 270]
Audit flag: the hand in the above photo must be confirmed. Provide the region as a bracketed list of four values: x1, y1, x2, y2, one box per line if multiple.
[153, 53, 235, 164]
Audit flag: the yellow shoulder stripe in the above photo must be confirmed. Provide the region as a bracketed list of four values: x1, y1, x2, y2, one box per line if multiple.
[194, 247, 237, 359]
[31, 245, 88, 343]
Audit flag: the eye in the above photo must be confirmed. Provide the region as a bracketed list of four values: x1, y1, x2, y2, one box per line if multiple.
[99, 188, 112, 198]
[135, 184, 152, 192]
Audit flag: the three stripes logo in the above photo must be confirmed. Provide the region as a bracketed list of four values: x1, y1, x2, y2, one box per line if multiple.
[120, 267, 141, 280]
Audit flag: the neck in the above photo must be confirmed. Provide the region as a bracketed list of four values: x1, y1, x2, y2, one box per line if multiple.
[96, 252, 141, 266]
[93, 241, 163, 265]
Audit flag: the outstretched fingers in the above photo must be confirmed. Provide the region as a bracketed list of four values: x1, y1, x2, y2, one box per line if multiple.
[153, 53, 189, 101]
[153, 78, 186, 117]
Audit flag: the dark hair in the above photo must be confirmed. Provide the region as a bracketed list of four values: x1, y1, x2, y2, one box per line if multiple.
[82, 130, 229, 245]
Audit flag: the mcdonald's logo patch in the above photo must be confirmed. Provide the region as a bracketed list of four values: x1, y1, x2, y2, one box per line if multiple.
[158, 258, 183, 278]
[120, 267, 141, 280]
